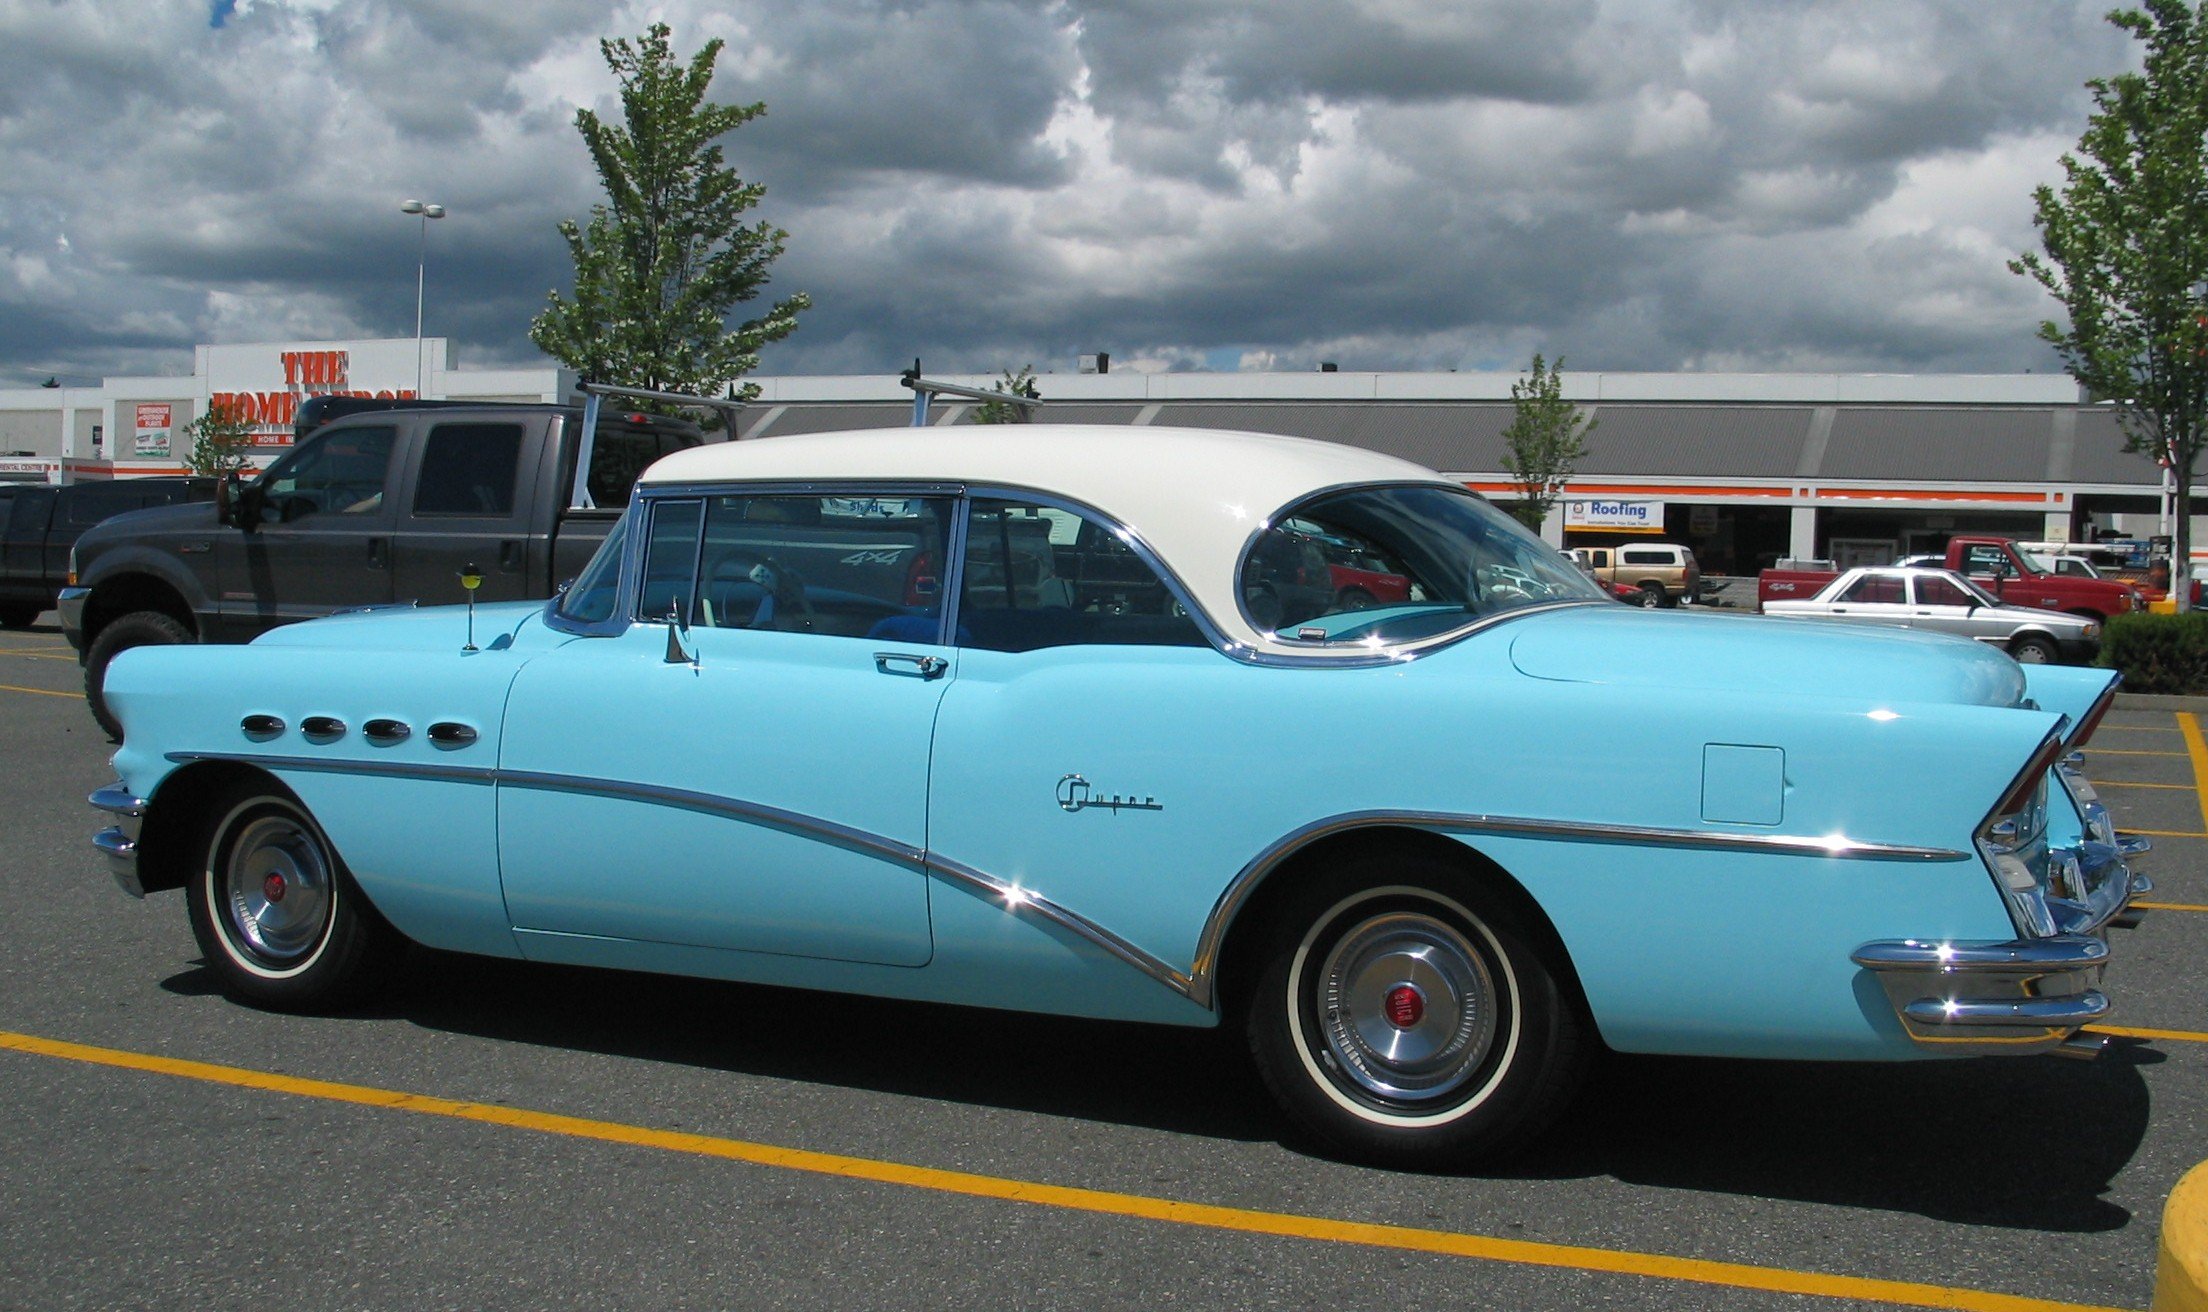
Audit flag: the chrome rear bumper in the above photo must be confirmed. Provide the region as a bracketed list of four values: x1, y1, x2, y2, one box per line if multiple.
[1853, 839, 2143, 1053]
[89, 782, 148, 899]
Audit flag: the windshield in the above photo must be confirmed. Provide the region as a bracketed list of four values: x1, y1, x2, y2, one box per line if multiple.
[2018, 550, 2056, 574]
[1239, 484, 1606, 646]
[551, 512, 631, 625]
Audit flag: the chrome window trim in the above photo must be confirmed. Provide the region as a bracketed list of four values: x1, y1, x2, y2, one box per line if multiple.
[565, 481, 968, 641]
[955, 486, 1227, 657]
[167, 750, 1969, 1012]
[544, 508, 648, 638]
[1230, 478, 1612, 660]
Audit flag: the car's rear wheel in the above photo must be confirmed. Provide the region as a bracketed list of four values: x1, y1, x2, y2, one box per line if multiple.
[2009, 634, 2060, 664]
[85, 609, 192, 740]
[1244, 852, 1588, 1168]
[1636, 581, 1665, 608]
[0, 602, 40, 629]
[185, 786, 399, 1011]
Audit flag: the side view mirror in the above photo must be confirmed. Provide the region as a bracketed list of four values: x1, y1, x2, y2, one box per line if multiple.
[218, 471, 265, 532]
[664, 602, 695, 665]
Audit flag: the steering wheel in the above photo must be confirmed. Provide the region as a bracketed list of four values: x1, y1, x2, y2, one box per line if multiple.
[708, 551, 812, 630]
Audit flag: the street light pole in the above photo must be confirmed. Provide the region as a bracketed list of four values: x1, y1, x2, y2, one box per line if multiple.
[400, 198, 445, 396]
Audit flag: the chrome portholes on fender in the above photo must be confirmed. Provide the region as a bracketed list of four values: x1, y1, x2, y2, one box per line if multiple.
[184, 786, 400, 1011]
[1244, 852, 1588, 1167]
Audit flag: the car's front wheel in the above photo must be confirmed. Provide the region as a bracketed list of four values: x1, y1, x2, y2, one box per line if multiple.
[185, 785, 399, 1011]
[2009, 634, 2060, 664]
[1244, 853, 1588, 1168]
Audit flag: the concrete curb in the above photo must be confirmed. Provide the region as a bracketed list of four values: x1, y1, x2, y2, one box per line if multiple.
[2153, 1159, 2208, 1311]
[2115, 693, 2208, 714]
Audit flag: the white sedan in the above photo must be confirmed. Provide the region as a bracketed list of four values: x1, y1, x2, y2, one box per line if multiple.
[1762, 565, 2099, 664]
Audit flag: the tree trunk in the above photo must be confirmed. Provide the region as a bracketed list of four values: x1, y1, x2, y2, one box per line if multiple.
[2177, 458, 2194, 615]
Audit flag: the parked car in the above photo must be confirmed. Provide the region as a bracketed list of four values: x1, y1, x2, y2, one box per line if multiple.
[1761, 566, 2101, 664]
[0, 476, 214, 628]
[1569, 543, 1700, 606]
[58, 400, 708, 737]
[1759, 536, 2141, 620]
[91, 425, 2147, 1169]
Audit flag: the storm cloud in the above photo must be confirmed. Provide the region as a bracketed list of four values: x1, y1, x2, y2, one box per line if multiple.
[0, 0, 2140, 386]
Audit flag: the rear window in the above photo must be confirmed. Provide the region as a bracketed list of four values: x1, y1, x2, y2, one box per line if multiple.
[413, 422, 524, 516]
[1619, 548, 1676, 566]
[587, 430, 699, 509]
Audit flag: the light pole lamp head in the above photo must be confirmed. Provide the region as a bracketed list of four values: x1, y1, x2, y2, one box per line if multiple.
[400, 199, 446, 219]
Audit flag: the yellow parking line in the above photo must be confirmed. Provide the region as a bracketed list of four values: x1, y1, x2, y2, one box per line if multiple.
[0, 649, 74, 661]
[2092, 780, 2196, 791]
[2087, 748, 2189, 757]
[2094, 724, 2180, 734]
[0, 682, 79, 700]
[2180, 713, 2208, 834]
[0, 1028, 2124, 1312]
[2120, 828, 2208, 838]
[2089, 1024, 2208, 1045]
[2131, 901, 2208, 913]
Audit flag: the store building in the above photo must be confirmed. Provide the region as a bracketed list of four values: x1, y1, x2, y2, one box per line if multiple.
[0, 337, 2188, 571]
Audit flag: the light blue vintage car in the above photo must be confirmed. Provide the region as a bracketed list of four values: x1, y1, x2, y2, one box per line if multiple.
[90, 426, 2150, 1166]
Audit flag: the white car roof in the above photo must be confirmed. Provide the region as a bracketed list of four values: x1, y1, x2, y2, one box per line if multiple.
[638, 424, 1459, 653]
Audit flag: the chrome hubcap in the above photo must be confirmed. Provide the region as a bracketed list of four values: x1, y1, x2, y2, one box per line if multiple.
[221, 814, 333, 963]
[1315, 911, 1497, 1104]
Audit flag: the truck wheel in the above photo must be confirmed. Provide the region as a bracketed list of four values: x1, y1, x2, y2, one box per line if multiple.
[2009, 634, 2059, 665]
[85, 610, 192, 740]
[1636, 581, 1665, 608]
[0, 602, 40, 629]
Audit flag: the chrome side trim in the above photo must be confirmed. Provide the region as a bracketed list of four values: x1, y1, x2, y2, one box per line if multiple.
[1182, 809, 1973, 1009]
[165, 752, 498, 786]
[922, 852, 1197, 1000]
[1900, 993, 2110, 1028]
[151, 755, 1964, 1014]
[497, 770, 925, 870]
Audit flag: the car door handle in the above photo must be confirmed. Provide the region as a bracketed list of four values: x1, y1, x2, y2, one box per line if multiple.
[498, 540, 522, 571]
[874, 652, 947, 679]
[366, 537, 388, 569]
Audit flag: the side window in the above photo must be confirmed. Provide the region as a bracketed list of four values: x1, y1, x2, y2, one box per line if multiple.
[553, 514, 631, 626]
[688, 494, 949, 637]
[259, 425, 398, 522]
[1619, 548, 1672, 566]
[1964, 546, 2013, 577]
[637, 498, 704, 623]
[1915, 576, 1973, 607]
[1837, 575, 1902, 604]
[960, 498, 1206, 653]
[413, 423, 524, 516]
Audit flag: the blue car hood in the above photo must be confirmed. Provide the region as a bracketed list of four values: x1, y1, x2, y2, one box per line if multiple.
[1508, 606, 2027, 709]
[251, 600, 549, 652]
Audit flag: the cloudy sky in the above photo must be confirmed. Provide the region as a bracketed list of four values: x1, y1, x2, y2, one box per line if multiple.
[0, 0, 2144, 388]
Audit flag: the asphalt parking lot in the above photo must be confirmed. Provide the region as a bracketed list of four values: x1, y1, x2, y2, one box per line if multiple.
[2, 614, 2204, 1312]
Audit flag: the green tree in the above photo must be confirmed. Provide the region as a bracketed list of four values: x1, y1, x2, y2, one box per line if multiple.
[2012, 1, 2208, 610]
[971, 365, 1039, 424]
[182, 405, 255, 477]
[1498, 353, 1596, 531]
[529, 23, 809, 406]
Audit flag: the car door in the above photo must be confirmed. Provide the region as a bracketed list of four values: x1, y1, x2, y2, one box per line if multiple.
[496, 490, 955, 967]
[387, 417, 547, 607]
[1821, 572, 1909, 627]
[1903, 573, 1983, 639]
[209, 422, 402, 632]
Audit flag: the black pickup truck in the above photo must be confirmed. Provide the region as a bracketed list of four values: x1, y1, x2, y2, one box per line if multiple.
[61, 396, 714, 736]
[0, 477, 215, 628]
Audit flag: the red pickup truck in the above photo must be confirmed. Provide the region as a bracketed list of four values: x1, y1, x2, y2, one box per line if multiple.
[1759, 536, 2144, 620]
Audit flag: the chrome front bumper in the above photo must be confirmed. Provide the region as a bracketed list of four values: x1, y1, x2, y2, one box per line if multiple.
[89, 782, 148, 899]
[1853, 836, 2148, 1053]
